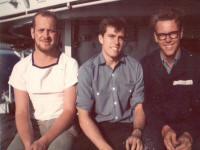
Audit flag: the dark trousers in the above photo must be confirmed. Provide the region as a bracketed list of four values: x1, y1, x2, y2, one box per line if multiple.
[72, 122, 133, 150]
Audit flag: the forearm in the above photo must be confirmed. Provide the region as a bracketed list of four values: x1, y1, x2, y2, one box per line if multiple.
[78, 110, 112, 150]
[39, 109, 75, 146]
[132, 103, 145, 136]
[15, 113, 34, 148]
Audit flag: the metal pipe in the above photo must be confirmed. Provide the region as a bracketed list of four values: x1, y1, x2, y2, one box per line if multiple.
[0, 0, 120, 23]
[72, 0, 120, 8]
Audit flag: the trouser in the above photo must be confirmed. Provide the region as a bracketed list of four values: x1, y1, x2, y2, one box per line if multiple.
[193, 136, 200, 150]
[72, 122, 134, 150]
[7, 119, 77, 150]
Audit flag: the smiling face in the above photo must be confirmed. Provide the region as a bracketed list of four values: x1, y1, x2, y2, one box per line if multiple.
[154, 19, 183, 60]
[31, 14, 58, 53]
[98, 25, 125, 62]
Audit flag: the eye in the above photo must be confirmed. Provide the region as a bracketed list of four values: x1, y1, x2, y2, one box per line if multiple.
[169, 31, 179, 38]
[118, 36, 125, 41]
[49, 29, 57, 34]
[108, 34, 115, 38]
[38, 29, 44, 33]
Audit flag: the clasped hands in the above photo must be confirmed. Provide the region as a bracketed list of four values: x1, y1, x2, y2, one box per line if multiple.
[162, 126, 193, 150]
[125, 128, 143, 150]
[25, 138, 48, 150]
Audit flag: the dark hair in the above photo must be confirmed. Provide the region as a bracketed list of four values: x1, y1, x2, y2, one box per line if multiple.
[151, 8, 183, 31]
[32, 10, 59, 29]
[99, 17, 127, 36]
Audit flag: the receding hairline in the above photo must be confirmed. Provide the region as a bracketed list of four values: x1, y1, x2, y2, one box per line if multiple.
[32, 11, 58, 28]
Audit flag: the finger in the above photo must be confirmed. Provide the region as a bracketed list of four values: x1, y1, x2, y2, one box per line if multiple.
[176, 142, 191, 150]
[171, 134, 179, 146]
[164, 138, 175, 150]
[131, 143, 136, 150]
[140, 143, 143, 150]
[138, 141, 143, 150]
[135, 140, 143, 150]
[130, 138, 137, 150]
[125, 139, 130, 150]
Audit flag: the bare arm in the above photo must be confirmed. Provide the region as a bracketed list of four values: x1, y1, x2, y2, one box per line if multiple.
[14, 88, 33, 150]
[77, 107, 113, 150]
[31, 85, 77, 149]
[126, 103, 146, 150]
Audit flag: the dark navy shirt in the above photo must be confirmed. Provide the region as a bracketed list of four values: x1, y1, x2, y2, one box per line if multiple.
[76, 52, 144, 123]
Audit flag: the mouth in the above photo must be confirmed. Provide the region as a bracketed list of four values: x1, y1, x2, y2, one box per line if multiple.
[163, 43, 174, 49]
[111, 47, 119, 51]
[42, 40, 51, 44]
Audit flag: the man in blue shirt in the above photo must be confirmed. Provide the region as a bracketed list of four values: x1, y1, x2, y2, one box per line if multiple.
[76, 17, 145, 150]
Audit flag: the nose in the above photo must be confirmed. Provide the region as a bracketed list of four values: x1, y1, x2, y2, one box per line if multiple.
[43, 30, 50, 38]
[165, 34, 172, 42]
[114, 37, 120, 45]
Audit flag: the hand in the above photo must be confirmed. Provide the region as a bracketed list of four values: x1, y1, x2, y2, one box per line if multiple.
[176, 132, 192, 150]
[162, 126, 179, 150]
[125, 129, 143, 150]
[30, 139, 48, 150]
[24, 144, 32, 150]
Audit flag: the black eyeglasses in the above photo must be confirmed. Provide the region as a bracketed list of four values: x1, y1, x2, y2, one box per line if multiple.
[156, 31, 180, 40]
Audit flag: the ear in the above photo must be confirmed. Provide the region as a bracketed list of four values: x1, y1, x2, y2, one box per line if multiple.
[180, 27, 184, 39]
[98, 34, 103, 45]
[153, 32, 158, 43]
[31, 27, 35, 40]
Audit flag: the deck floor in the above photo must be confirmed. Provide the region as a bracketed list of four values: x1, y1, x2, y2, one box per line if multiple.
[0, 114, 16, 150]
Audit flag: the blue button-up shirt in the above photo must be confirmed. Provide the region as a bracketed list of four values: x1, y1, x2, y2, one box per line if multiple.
[76, 53, 144, 123]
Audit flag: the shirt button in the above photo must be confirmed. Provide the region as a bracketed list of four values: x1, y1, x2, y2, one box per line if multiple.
[96, 92, 100, 96]
[114, 101, 117, 105]
[115, 116, 118, 120]
[112, 73, 115, 77]
[129, 89, 132, 93]
[112, 87, 115, 91]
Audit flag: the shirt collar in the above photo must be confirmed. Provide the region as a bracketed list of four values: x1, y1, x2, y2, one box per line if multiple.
[94, 52, 126, 66]
[160, 50, 181, 65]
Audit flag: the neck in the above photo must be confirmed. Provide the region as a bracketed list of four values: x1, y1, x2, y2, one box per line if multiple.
[161, 49, 180, 68]
[33, 48, 60, 67]
[102, 53, 119, 70]
[107, 60, 117, 69]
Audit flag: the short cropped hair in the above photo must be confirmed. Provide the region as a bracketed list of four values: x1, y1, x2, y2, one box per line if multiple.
[99, 17, 127, 36]
[32, 10, 59, 29]
[151, 8, 183, 31]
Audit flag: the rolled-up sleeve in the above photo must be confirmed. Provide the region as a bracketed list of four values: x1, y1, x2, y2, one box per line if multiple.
[130, 63, 144, 108]
[76, 65, 94, 112]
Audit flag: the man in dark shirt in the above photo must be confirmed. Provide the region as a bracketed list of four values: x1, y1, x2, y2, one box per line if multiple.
[141, 8, 200, 150]
[76, 17, 145, 150]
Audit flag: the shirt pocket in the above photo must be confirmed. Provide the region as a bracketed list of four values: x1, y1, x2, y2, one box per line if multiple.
[92, 83, 113, 116]
[118, 81, 135, 110]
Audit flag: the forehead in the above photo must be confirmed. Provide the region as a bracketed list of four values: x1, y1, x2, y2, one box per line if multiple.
[155, 19, 179, 33]
[105, 25, 125, 35]
[34, 15, 56, 28]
